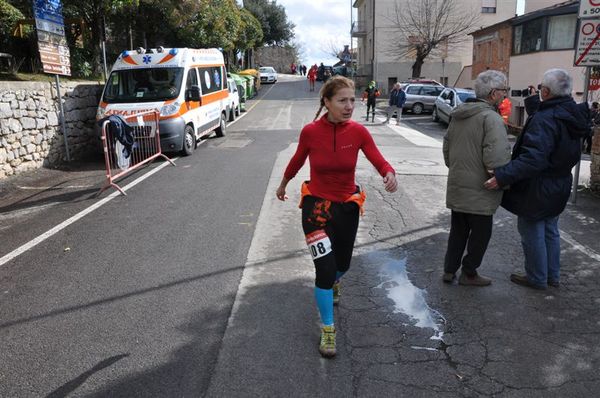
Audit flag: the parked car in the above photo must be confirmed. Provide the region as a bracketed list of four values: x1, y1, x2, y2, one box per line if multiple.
[402, 83, 445, 114]
[226, 77, 241, 122]
[432, 87, 476, 124]
[259, 66, 277, 83]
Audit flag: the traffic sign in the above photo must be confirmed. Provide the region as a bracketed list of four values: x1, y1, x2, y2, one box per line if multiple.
[574, 19, 600, 66]
[579, 0, 600, 18]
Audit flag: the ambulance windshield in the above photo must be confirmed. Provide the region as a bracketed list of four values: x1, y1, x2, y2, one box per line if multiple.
[103, 67, 184, 103]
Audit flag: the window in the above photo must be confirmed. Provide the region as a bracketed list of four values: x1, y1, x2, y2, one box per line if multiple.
[186, 68, 198, 90]
[198, 66, 223, 95]
[482, 0, 496, 13]
[547, 14, 577, 50]
[102, 67, 183, 103]
[440, 89, 450, 100]
[447, 91, 455, 106]
[513, 18, 544, 55]
[421, 86, 443, 96]
[406, 86, 421, 94]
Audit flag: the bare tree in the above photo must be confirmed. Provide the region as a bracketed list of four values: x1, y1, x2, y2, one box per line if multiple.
[388, 0, 479, 78]
[320, 39, 344, 62]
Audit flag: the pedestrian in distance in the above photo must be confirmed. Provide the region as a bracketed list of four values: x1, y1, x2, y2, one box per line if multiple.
[484, 69, 590, 290]
[307, 65, 317, 92]
[498, 96, 512, 125]
[442, 70, 512, 286]
[276, 75, 398, 358]
[384, 83, 406, 125]
[361, 81, 380, 122]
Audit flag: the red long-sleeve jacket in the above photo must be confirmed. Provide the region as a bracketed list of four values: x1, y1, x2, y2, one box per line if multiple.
[284, 114, 395, 202]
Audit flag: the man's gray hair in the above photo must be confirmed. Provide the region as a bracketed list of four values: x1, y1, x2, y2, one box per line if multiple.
[542, 68, 572, 97]
[474, 70, 507, 99]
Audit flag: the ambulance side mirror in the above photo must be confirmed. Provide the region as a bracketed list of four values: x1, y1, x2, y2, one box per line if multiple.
[186, 85, 201, 102]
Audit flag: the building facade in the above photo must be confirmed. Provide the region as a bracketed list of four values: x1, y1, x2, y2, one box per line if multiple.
[352, 0, 518, 93]
[470, 1, 580, 125]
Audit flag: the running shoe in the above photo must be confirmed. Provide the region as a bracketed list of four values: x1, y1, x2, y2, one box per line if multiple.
[319, 325, 336, 358]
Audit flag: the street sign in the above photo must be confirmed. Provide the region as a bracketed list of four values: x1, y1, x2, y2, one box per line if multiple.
[574, 19, 600, 66]
[579, 0, 600, 18]
[32, 0, 70, 76]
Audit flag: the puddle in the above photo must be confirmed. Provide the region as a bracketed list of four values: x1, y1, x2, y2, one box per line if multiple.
[374, 254, 445, 341]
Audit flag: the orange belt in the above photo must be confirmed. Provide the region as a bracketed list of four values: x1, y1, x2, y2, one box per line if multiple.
[298, 181, 366, 215]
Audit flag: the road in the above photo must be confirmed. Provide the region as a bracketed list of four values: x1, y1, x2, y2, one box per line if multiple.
[1, 75, 600, 397]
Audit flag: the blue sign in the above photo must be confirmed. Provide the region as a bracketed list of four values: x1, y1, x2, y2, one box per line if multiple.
[33, 0, 64, 27]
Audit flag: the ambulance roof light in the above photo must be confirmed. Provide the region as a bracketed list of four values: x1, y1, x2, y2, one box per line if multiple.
[136, 47, 145, 54]
[157, 46, 165, 53]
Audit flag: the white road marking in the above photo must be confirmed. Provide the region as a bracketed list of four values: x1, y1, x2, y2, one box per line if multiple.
[0, 159, 177, 268]
[374, 116, 442, 148]
[560, 230, 600, 262]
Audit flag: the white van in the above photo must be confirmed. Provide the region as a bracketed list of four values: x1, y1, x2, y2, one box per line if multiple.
[97, 47, 229, 155]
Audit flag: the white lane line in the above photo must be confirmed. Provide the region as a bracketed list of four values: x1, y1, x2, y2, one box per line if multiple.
[0, 159, 177, 268]
[560, 230, 600, 262]
[374, 116, 442, 148]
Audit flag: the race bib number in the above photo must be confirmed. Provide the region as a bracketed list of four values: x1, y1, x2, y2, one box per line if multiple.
[305, 230, 332, 260]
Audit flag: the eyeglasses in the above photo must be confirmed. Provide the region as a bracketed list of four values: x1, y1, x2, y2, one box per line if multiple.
[490, 87, 509, 95]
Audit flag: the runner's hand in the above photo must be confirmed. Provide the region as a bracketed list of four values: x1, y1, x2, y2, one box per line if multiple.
[276, 186, 288, 201]
[383, 172, 397, 193]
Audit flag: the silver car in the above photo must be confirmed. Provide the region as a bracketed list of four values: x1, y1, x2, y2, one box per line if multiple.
[402, 83, 444, 114]
[432, 88, 476, 124]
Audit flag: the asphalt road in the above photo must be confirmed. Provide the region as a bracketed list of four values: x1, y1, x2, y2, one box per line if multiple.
[2, 75, 600, 397]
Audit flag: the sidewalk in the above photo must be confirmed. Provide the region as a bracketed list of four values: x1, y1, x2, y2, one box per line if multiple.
[206, 131, 600, 396]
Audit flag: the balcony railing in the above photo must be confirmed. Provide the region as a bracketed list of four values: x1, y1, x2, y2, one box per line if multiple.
[351, 21, 367, 37]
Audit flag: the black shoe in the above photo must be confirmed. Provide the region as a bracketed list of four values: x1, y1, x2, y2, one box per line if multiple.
[442, 272, 455, 283]
[510, 273, 546, 290]
[548, 280, 560, 288]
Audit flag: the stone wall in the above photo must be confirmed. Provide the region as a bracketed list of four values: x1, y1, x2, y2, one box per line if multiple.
[591, 127, 600, 193]
[0, 80, 104, 179]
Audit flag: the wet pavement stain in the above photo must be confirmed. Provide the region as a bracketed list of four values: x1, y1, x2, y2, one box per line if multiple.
[371, 253, 445, 341]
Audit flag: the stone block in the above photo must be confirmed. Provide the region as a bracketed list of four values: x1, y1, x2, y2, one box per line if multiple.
[8, 119, 22, 133]
[25, 98, 36, 110]
[26, 144, 36, 153]
[47, 112, 59, 126]
[20, 136, 31, 146]
[0, 102, 12, 118]
[21, 117, 36, 130]
[36, 118, 47, 129]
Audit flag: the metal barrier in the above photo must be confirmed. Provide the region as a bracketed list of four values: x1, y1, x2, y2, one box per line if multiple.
[99, 110, 175, 195]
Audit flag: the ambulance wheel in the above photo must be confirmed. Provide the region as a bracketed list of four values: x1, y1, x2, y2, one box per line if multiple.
[181, 125, 195, 156]
[215, 112, 226, 137]
[228, 106, 235, 122]
[235, 103, 241, 116]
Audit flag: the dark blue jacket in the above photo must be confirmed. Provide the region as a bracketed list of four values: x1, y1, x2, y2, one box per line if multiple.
[388, 89, 406, 107]
[495, 95, 589, 221]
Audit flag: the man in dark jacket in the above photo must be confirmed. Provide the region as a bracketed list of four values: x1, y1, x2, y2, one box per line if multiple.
[484, 69, 589, 290]
[384, 83, 406, 125]
[362, 81, 380, 122]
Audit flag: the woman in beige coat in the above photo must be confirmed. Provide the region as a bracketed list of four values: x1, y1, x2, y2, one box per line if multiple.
[442, 70, 511, 286]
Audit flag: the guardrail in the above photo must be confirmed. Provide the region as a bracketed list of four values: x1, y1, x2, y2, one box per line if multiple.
[99, 110, 175, 195]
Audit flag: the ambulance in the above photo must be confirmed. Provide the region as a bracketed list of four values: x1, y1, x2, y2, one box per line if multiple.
[97, 47, 230, 155]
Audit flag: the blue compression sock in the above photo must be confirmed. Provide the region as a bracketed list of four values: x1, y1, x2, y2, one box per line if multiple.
[314, 287, 334, 326]
[335, 271, 346, 282]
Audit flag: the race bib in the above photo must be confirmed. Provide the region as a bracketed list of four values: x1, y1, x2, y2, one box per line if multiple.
[305, 230, 332, 260]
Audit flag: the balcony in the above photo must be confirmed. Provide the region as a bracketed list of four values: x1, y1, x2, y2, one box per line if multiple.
[351, 21, 367, 37]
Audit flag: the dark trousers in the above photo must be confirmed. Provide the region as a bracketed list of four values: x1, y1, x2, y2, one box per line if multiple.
[302, 196, 359, 289]
[366, 100, 376, 121]
[444, 211, 493, 276]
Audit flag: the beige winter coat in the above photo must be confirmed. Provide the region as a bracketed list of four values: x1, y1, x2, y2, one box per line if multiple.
[443, 100, 511, 215]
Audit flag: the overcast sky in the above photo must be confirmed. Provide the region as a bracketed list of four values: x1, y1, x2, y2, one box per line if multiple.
[277, 0, 354, 67]
[275, 0, 525, 67]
